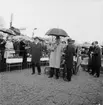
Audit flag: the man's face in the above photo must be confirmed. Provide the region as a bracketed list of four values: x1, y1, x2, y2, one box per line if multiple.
[35, 39, 39, 43]
[56, 38, 60, 44]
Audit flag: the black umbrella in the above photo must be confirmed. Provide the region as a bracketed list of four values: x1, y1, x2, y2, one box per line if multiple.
[10, 26, 21, 35]
[45, 28, 69, 37]
[0, 28, 16, 35]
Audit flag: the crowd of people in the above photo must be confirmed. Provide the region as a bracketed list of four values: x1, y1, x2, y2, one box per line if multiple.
[30, 36, 103, 82]
[0, 34, 103, 82]
[0, 35, 47, 71]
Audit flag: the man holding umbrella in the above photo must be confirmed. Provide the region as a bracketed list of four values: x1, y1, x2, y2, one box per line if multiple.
[48, 36, 63, 79]
[45, 28, 68, 79]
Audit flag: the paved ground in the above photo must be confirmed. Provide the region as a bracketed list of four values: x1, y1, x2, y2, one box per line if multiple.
[0, 67, 103, 105]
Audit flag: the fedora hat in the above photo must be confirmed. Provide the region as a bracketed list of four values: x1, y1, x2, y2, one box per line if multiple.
[67, 38, 75, 43]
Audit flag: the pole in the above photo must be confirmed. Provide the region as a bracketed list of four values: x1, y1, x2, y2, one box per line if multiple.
[10, 13, 13, 28]
[32, 28, 37, 38]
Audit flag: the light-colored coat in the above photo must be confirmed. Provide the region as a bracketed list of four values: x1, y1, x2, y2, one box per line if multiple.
[4, 41, 15, 58]
[49, 43, 63, 68]
[76, 48, 82, 67]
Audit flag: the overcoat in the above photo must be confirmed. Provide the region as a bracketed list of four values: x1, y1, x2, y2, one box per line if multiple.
[19, 41, 26, 56]
[30, 42, 42, 63]
[64, 44, 75, 69]
[49, 43, 63, 68]
[92, 46, 101, 67]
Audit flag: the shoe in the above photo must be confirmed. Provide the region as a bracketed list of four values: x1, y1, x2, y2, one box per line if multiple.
[32, 73, 35, 75]
[90, 73, 94, 75]
[67, 79, 71, 82]
[38, 73, 41, 75]
[94, 74, 99, 78]
[64, 79, 71, 82]
[48, 76, 53, 78]
[55, 77, 59, 79]
[63, 78, 67, 81]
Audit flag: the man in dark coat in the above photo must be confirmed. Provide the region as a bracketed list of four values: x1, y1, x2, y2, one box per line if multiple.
[0, 35, 6, 72]
[91, 41, 101, 77]
[19, 39, 27, 69]
[30, 37, 42, 75]
[87, 42, 94, 72]
[64, 38, 75, 81]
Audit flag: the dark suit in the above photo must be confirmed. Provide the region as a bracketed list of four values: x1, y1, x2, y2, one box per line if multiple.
[64, 44, 75, 81]
[19, 41, 27, 69]
[30, 42, 42, 74]
[87, 46, 94, 72]
[91, 46, 101, 77]
[0, 39, 6, 72]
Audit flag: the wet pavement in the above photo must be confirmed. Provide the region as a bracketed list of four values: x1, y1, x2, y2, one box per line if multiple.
[0, 67, 103, 105]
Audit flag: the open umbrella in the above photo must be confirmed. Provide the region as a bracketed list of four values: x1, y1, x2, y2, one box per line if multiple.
[82, 42, 91, 48]
[0, 28, 16, 35]
[12, 35, 33, 42]
[45, 28, 68, 37]
[10, 27, 21, 35]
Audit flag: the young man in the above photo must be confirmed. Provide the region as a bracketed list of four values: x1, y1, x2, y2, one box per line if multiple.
[30, 37, 42, 75]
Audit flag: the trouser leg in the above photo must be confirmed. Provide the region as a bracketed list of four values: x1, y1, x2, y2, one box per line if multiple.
[36, 62, 41, 74]
[96, 66, 100, 77]
[55, 68, 59, 79]
[63, 65, 66, 79]
[49, 67, 54, 77]
[87, 65, 91, 72]
[32, 62, 35, 74]
[67, 69, 72, 81]
[22, 53, 27, 69]
[91, 66, 96, 75]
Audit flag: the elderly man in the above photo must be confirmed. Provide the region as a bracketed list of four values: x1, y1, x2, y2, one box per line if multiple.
[48, 36, 63, 79]
[30, 37, 42, 75]
[64, 38, 76, 81]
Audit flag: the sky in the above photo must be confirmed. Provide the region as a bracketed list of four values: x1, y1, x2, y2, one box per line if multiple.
[0, 0, 102, 43]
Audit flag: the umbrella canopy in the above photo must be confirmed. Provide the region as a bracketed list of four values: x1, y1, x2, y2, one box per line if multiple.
[12, 35, 33, 42]
[82, 42, 91, 48]
[0, 28, 16, 35]
[10, 27, 21, 35]
[33, 36, 45, 42]
[45, 28, 68, 37]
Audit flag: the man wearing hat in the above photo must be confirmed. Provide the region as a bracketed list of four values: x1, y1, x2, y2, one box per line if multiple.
[64, 38, 75, 81]
[0, 35, 6, 72]
[30, 37, 42, 75]
[91, 41, 101, 77]
[87, 42, 95, 73]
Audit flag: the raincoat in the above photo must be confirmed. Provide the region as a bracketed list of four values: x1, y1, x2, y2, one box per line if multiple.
[49, 42, 63, 68]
